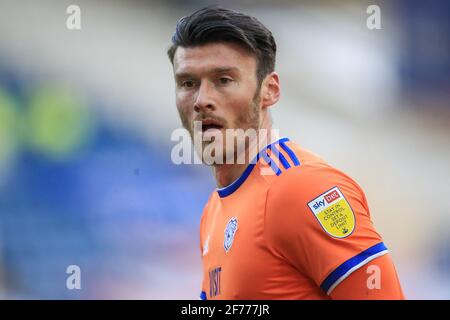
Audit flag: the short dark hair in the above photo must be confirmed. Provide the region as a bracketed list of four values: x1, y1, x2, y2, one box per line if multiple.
[168, 6, 277, 86]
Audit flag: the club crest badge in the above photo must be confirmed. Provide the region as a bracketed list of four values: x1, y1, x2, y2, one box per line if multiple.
[224, 217, 238, 253]
[307, 186, 355, 238]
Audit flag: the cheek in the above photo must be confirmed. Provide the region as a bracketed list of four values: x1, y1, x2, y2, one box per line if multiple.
[227, 94, 254, 118]
[177, 104, 192, 126]
[176, 93, 193, 116]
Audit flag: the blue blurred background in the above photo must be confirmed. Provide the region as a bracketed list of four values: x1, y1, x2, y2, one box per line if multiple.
[0, 0, 449, 299]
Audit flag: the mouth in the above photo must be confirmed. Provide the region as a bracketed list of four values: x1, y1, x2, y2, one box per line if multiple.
[200, 119, 224, 132]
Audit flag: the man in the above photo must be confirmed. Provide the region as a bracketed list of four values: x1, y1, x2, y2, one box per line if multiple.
[167, 6, 404, 299]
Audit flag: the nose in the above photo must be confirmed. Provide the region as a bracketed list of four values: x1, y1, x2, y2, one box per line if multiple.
[194, 81, 215, 113]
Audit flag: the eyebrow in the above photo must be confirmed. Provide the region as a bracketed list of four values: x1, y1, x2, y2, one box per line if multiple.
[175, 66, 240, 79]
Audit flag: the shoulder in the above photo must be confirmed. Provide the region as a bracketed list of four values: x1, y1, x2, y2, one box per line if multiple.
[199, 191, 217, 237]
[266, 153, 366, 212]
[263, 146, 371, 242]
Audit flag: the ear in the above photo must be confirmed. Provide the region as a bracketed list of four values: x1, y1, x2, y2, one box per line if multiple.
[260, 72, 280, 109]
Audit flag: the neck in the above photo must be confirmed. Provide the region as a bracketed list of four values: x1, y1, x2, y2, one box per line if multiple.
[213, 115, 276, 189]
[214, 162, 248, 189]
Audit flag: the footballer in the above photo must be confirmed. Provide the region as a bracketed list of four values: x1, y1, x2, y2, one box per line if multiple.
[167, 6, 404, 300]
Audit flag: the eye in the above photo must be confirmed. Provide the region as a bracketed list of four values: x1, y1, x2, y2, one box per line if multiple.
[181, 80, 195, 88]
[218, 77, 233, 85]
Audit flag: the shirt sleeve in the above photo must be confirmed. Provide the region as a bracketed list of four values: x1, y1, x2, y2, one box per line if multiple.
[330, 253, 405, 299]
[265, 164, 389, 295]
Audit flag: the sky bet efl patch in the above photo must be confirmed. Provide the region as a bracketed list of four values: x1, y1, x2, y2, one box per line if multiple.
[307, 186, 355, 238]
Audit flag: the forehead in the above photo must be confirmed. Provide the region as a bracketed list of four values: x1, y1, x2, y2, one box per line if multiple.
[173, 42, 257, 76]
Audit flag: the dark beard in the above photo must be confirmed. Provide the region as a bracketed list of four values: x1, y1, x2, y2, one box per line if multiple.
[226, 98, 261, 164]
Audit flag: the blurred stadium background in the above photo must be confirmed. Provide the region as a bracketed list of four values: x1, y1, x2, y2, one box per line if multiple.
[0, 0, 449, 299]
